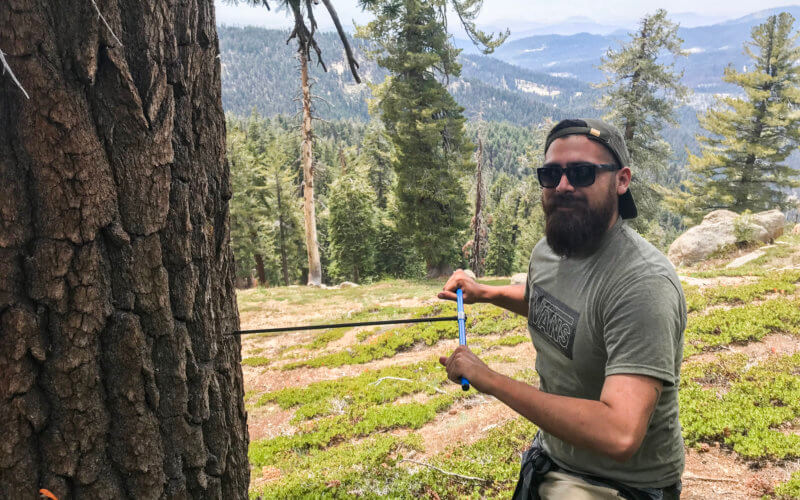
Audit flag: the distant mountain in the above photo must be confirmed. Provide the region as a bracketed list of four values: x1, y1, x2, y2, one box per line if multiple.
[489, 5, 800, 92]
[218, 26, 597, 125]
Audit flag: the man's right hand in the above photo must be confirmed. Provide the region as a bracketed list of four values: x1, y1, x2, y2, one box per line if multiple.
[438, 269, 486, 304]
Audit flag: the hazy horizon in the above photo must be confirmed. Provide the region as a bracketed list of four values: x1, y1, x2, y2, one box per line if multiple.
[214, 1, 800, 38]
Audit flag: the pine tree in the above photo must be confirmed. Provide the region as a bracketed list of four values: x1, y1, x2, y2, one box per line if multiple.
[328, 173, 379, 283]
[596, 9, 688, 237]
[357, 0, 505, 275]
[228, 123, 272, 285]
[359, 120, 395, 209]
[679, 12, 800, 219]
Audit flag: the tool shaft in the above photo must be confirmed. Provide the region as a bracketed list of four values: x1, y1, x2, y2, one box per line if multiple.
[456, 289, 470, 391]
[229, 315, 459, 335]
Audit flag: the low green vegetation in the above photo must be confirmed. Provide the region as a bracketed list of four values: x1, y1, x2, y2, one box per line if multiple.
[680, 352, 800, 460]
[250, 434, 423, 499]
[249, 416, 538, 499]
[682, 271, 800, 313]
[683, 297, 800, 357]
[774, 470, 800, 499]
[257, 360, 446, 421]
[472, 334, 530, 349]
[249, 392, 470, 467]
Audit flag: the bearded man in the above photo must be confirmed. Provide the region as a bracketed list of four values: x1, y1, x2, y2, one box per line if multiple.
[438, 119, 685, 499]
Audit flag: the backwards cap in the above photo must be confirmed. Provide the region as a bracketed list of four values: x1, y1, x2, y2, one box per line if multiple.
[544, 118, 637, 219]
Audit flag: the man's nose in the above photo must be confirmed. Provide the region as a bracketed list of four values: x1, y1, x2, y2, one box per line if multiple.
[555, 170, 575, 193]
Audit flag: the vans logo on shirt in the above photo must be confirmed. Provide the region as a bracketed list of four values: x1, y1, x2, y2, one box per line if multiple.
[529, 285, 579, 359]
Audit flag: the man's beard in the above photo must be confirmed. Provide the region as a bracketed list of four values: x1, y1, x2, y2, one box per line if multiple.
[542, 185, 617, 258]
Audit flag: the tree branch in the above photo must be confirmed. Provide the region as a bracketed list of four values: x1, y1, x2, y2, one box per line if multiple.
[0, 49, 30, 99]
[319, 0, 361, 83]
[399, 459, 489, 482]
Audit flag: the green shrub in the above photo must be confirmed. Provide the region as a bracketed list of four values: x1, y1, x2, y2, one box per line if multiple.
[680, 352, 800, 459]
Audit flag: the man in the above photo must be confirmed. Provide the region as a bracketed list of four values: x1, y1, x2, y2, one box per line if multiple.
[438, 119, 685, 499]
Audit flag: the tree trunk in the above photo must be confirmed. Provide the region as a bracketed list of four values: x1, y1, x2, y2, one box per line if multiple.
[274, 167, 290, 286]
[0, 1, 249, 499]
[299, 49, 322, 286]
[471, 139, 486, 278]
[253, 253, 267, 287]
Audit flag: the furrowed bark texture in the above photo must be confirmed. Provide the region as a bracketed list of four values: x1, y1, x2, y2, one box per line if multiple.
[0, 0, 249, 498]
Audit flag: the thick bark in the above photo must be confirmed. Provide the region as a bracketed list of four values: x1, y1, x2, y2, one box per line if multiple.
[0, 1, 249, 499]
[299, 49, 322, 286]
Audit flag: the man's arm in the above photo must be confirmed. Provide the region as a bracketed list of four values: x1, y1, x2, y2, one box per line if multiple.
[439, 346, 662, 462]
[438, 269, 528, 317]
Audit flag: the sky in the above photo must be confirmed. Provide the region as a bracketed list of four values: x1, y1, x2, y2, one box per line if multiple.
[214, 1, 800, 37]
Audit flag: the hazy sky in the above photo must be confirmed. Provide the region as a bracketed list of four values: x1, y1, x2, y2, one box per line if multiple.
[215, 1, 800, 35]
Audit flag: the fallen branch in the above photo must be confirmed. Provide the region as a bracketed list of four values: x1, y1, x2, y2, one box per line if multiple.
[683, 473, 737, 482]
[399, 459, 488, 482]
[0, 49, 30, 99]
[90, 0, 123, 47]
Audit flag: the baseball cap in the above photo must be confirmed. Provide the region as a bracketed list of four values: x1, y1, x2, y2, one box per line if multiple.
[544, 118, 638, 219]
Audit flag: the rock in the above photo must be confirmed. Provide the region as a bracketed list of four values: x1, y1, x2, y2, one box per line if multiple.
[702, 209, 738, 224]
[510, 273, 527, 285]
[792, 223, 800, 235]
[463, 269, 477, 280]
[338, 281, 359, 288]
[667, 209, 785, 267]
[750, 209, 785, 241]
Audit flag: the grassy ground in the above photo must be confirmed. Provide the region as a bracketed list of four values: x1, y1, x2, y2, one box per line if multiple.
[239, 233, 800, 499]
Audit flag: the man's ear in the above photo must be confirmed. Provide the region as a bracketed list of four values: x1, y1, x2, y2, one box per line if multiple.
[617, 167, 632, 195]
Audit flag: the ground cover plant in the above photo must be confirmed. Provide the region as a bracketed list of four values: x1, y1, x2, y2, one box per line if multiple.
[240, 232, 800, 498]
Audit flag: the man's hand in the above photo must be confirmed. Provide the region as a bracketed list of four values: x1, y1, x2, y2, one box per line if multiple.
[438, 269, 485, 304]
[439, 345, 494, 393]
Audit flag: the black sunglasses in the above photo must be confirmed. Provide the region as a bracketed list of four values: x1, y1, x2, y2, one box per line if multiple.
[536, 162, 620, 188]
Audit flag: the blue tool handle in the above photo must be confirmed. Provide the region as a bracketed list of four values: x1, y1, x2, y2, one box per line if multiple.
[456, 288, 470, 391]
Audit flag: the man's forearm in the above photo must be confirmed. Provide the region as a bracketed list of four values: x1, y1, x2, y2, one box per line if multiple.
[482, 371, 643, 462]
[481, 284, 528, 317]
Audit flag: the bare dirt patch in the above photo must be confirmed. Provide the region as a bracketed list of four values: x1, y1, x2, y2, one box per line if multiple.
[689, 333, 800, 365]
[680, 275, 761, 289]
[407, 395, 521, 460]
[683, 445, 800, 499]
[247, 404, 296, 442]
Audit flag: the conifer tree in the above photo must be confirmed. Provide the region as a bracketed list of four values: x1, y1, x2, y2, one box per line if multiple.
[596, 9, 688, 237]
[357, 0, 506, 275]
[359, 120, 396, 209]
[328, 173, 379, 283]
[679, 12, 800, 219]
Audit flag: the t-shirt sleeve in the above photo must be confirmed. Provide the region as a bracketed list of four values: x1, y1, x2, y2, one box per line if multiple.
[602, 274, 684, 386]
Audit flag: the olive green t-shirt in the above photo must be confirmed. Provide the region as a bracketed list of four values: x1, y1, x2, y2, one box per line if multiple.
[524, 219, 686, 488]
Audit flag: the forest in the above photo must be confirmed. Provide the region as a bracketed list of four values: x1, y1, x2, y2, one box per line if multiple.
[224, 6, 800, 287]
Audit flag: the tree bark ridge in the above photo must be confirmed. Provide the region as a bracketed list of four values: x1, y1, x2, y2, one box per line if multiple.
[0, 1, 249, 498]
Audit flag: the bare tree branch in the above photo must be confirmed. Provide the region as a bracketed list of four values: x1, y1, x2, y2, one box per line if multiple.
[90, 0, 123, 47]
[0, 49, 30, 99]
[399, 459, 489, 482]
[319, 0, 361, 83]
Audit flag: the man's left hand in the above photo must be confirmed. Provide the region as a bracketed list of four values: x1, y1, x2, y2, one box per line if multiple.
[439, 345, 494, 393]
